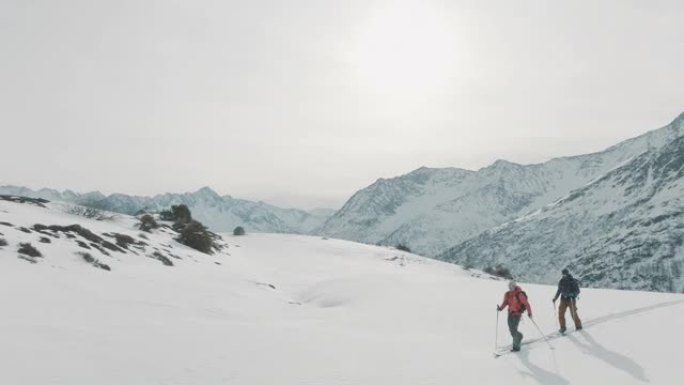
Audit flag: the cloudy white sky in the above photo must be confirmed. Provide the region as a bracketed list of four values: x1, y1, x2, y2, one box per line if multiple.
[1, 0, 682, 209]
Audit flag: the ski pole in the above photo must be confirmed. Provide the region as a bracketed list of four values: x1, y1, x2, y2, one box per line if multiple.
[530, 317, 554, 351]
[494, 307, 499, 353]
[553, 300, 558, 328]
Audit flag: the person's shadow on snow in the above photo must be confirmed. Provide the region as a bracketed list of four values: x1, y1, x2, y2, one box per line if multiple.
[515, 349, 570, 385]
[567, 331, 649, 382]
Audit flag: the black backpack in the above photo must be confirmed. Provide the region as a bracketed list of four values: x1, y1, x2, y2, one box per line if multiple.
[561, 276, 580, 298]
[571, 278, 580, 296]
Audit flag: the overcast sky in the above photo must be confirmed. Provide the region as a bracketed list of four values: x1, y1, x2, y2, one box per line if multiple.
[1, 0, 682, 209]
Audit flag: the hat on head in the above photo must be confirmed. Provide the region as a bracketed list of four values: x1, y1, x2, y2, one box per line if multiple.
[508, 280, 517, 290]
[562, 268, 570, 275]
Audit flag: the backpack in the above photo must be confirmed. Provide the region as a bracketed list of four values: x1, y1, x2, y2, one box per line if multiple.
[517, 291, 528, 312]
[561, 276, 580, 298]
[569, 278, 580, 297]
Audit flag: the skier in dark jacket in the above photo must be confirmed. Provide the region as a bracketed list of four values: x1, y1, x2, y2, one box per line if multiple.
[498, 280, 532, 352]
[552, 268, 583, 333]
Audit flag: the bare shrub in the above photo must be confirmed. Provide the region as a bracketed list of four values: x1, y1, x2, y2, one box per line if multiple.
[138, 215, 159, 232]
[484, 264, 514, 280]
[79, 252, 111, 271]
[396, 243, 411, 253]
[18, 243, 42, 258]
[151, 251, 174, 266]
[67, 205, 115, 221]
[177, 220, 213, 254]
[160, 205, 192, 224]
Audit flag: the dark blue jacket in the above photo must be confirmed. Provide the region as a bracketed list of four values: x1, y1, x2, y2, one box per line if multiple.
[553, 274, 580, 301]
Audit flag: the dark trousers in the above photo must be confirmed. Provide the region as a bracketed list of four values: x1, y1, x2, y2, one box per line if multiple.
[507, 313, 523, 350]
[559, 298, 582, 330]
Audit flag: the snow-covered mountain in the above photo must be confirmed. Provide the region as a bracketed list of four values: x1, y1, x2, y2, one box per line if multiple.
[0, 186, 332, 234]
[319, 112, 684, 257]
[438, 133, 684, 292]
[1, 197, 682, 384]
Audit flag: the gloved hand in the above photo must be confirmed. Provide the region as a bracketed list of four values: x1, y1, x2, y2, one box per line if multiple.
[496, 305, 502, 311]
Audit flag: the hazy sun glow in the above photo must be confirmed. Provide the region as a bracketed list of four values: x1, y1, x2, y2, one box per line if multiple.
[350, 1, 459, 98]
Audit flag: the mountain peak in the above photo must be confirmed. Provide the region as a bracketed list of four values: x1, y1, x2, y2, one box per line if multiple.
[194, 186, 221, 198]
[483, 159, 522, 171]
[79, 191, 106, 201]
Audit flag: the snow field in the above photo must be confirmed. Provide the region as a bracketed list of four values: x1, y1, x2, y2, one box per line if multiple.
[0, 200, 683, 384]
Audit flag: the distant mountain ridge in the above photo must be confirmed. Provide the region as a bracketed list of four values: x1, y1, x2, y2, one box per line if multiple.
[318, 112, 684, 259]
[0, 185, 332, 235]
[438, 132, 684, 292]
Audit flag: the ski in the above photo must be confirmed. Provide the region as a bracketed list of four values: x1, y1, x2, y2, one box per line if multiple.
[493, 329, 578, 358]
[493, 350, 519, 358]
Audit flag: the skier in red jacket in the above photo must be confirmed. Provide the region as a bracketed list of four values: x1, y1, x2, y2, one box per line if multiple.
[497, 280, 532, 352]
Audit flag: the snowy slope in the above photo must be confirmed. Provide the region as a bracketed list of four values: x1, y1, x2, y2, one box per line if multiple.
[438, 134, 684, 293]
[0, 196, 227, 270]
[319, 112, 684, 257]
[0, 186, 332, 235]
[1, 198, 683, 384]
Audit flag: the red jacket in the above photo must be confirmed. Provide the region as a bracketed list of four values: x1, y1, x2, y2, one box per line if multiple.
[500, 286, 532, 316]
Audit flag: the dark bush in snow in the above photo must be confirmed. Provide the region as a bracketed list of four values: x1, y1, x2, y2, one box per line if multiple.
[35, 224, 124, 253]
[39, 237, 51, 244]
[159, 205, 222, 254]
[113, 233, 136, 248]
[18, 243, 42, 258]
[151, 251, 174, 266]
[396, 243, 411, 253]
[176, 220, 214, 254]
[79, 252, 111, 271]
[89, 243, 111, 256]
[159, 209, 173, 221]
[138, 214, 159, 232]
[172, 205, 192, 224]
[233, 226, 246, 236]
[484, 264, 514, 280]
[67, 206, 115, 221]
[0, 238, 7, 247]
[0, 195, 48, 207]
[160, 205, 192, 225]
